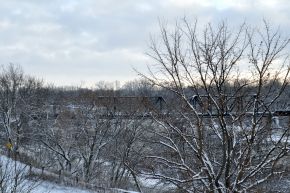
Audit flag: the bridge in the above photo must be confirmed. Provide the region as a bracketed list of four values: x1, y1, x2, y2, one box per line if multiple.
[48, 95, 290, 124]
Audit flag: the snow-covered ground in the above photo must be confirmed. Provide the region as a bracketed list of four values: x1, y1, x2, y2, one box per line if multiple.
[0, 155, 140, 193]
[32, 183, 141, 193]
[31, 182, 97, 193]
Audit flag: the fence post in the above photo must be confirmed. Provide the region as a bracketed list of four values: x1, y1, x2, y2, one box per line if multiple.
[58, 170, 62, 181]
[41, 166, 44, 175]
[29, 164, 32, 175]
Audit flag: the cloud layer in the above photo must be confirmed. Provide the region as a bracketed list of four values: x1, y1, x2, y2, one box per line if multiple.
[0, 0, 289, 86]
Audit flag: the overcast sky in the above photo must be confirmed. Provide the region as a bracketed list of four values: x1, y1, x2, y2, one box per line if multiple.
[0, 0, 289, 87]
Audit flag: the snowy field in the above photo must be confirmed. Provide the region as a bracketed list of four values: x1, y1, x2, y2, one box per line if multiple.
[32, 183, 140, 193]
[31, 182, 97, 193]
[0, 155, 140, 193]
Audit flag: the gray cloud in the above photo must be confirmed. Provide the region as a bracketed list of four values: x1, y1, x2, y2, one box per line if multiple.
[0, 0, 289, 86]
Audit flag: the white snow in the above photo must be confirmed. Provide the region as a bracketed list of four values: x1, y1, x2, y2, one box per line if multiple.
[112, 189, 139, 193]
[31, 182, 97, 193]
[0, 155, 139, 193]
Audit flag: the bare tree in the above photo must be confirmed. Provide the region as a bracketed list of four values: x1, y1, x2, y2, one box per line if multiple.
[40, 111, 77, 174]
[0, 64, 43, 156]
[139, 19, 290, 192]
[0, 156, 40, 193]
[39, 92, 121, 186]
